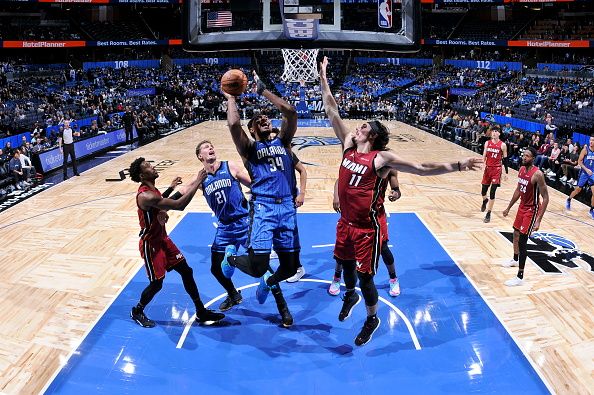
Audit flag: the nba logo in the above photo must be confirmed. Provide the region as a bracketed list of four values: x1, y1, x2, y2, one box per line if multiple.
[378, 0, 392, 29]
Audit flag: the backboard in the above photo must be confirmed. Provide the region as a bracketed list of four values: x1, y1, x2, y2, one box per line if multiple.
[183, 0, 421, 53]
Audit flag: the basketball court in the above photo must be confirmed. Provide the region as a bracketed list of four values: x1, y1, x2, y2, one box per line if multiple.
[1, 120, 593, 394]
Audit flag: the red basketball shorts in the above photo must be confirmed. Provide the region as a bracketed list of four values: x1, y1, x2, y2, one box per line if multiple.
[139, 236, 185, 281]
[513, 205, 538, 235]
[334, 218, 384, 275]
[482, 166, 502, 185]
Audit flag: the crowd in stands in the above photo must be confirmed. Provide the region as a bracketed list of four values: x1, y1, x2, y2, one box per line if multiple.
[1, 46, 593, 203]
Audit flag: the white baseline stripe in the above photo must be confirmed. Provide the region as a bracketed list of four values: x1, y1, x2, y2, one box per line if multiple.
[413, 212, 555, 394]
[312, 244, 335, 248]
[176, 279, 421, 351]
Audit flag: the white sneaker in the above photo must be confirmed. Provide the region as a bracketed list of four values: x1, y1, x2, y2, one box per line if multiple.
[568, 178, 574, 184]
[501, 258, 519, 268]
[286, 266, 305, 283]
[389, 278, 400, 297]
[328, 277, 341, 296]
[504, 277, 524, 287]
[560, 176, 567, 182]
[572, 180, 578, 186]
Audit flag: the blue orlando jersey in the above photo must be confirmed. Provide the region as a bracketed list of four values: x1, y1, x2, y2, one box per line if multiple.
[247, 137, 296, 199]
[202, 161, 248, 223]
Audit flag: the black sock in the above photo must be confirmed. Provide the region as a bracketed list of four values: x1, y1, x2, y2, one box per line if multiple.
[345, 289, 355, 297]
[486, 210, 491, 216]
[135, 303, 144, 310]
[367, 314, 378, 322]
[334, 270, 342, 278]
[513, 253, 518, 261]
[517, 270, 524, 280]
[567, 197, 571, 201]
[388, 272, 397, 280]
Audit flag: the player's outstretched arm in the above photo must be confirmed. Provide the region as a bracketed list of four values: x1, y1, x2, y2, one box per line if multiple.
[376, 150, 483, 176]
[140, 170, 207, 212]
[223, 92, 252, 159]
[253, 71, 297, 147]
[319, 56, 350, 147]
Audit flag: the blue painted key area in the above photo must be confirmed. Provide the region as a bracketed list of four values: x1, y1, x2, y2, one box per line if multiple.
[46, 213, 549, 394]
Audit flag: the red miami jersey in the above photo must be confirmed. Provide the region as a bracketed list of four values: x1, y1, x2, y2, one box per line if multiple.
[337, 147, 388, 227]
[137, 184, 167, 241]
[485, 139, 503, 167]
[517, 165, 540, 208]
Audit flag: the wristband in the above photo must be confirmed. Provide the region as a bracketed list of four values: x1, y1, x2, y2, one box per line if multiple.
[458, 161, 461, 172]
[162, 187, 174, 198]
[171, 192, 183, 200]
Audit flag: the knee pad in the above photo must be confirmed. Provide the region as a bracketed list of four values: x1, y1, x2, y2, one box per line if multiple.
[251, 252, 271, 277]
[357, 272, 378, 306]
[174, 260, 193, 276]
[489, 184, 499, 200]
[481, 184, 489, 196]
[149, 278, 164, 293]
[210, 252, 224, 274]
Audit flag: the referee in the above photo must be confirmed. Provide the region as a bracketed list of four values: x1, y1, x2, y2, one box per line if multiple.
[59, 120, 80, 180]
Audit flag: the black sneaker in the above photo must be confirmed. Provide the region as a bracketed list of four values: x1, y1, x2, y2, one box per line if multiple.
[483, 212, 491, 223]
[338, 292, 361, 322]
[277, 303, 293, 328]
[481, 199, 488, 212]
[219, 291, 243, 312]
[354, 316, 381, 346]
[131, 306, 155, 328]
[195, 309, 225, 325]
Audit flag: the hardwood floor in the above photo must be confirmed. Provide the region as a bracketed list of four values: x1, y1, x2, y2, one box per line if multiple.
[0, 120, 591, 394]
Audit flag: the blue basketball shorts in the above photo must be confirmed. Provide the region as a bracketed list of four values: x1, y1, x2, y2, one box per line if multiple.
[211, 216, 249, 253]
[248, 196, 300, 254]
[576, 171, 594, 188]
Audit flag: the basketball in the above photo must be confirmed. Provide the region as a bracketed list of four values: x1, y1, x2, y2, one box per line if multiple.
[221, 69, 248, 96]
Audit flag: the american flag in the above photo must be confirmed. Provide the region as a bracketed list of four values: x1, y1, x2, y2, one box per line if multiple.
[207, 11, 233, 28]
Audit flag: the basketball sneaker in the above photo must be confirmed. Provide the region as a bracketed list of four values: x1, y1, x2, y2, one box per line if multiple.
[256, 272, 272, 304]
[195, 309, 225, 325]
[286, 266, 305, 283]
[389, 278, 400, 297]
[328, 277, 341, 296]
[221, 244, 236, 278]
[219, 290, 242, 312]
[483, 212, 491, 223]
[131, 306, 155, 328]
[501, 258, 519, 268]
[504, 277, 524, 287]
[565, 198, 571, 210]
[481, 198, 488, 212]
[277, 303, 293, 328]
[338, 291, 361, 321]
[354, 316, 381, 346]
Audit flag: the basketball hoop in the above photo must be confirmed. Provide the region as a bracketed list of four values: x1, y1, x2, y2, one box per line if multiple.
[281, 48, 320, 83]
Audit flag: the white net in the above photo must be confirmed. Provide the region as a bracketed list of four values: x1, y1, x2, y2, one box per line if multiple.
[281, 48, 320, 83]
